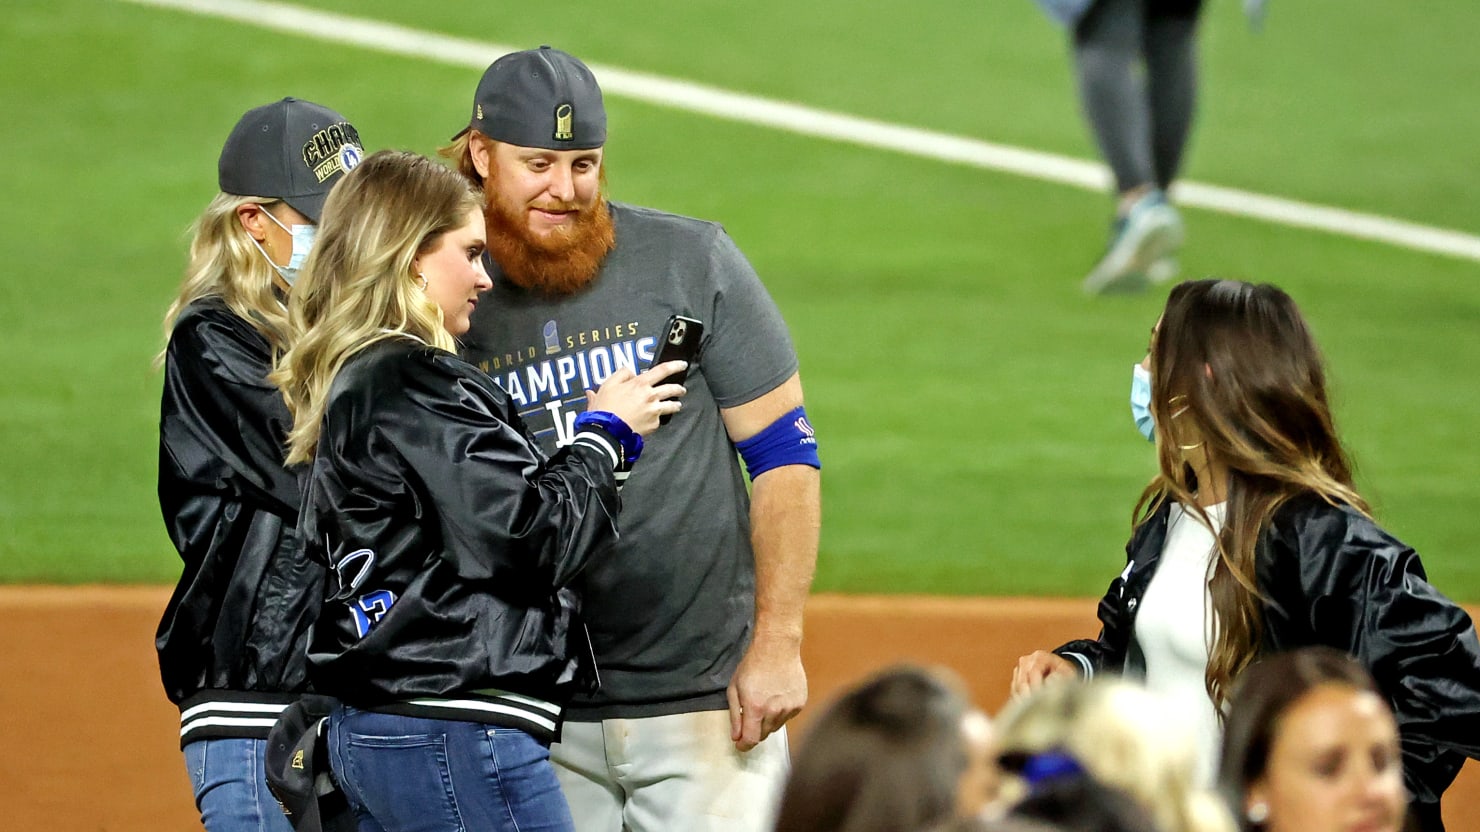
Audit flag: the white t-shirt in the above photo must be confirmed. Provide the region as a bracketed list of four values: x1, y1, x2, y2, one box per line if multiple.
[1134, 501, 1226, 787]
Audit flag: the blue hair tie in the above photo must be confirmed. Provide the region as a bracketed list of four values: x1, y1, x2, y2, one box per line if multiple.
[1021, 750, 1084, 787]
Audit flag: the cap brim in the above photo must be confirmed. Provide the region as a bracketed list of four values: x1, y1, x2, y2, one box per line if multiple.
[450, 125, 472, 142]
[282, 191, 328, 224]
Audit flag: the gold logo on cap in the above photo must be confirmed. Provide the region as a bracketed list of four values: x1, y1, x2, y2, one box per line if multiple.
[476, 104, 484, 120]
[554, 104, 574, 141]
[302, 122, 364, 183]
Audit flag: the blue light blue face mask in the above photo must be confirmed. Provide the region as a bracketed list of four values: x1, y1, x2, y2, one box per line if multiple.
[1131, 363, 1155, 443]
[254, 208, 317, 286]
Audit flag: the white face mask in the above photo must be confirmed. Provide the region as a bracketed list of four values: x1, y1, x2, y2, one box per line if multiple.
[252, 208, 317, 286]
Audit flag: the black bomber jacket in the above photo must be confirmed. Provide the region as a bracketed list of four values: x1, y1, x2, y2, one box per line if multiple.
[156, 298, 320, 746]
[1054, 493, 1480, 829]
[298, 337, 626, 743]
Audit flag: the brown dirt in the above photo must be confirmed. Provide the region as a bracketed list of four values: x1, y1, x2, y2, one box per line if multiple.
[2, 587, 1474, 831]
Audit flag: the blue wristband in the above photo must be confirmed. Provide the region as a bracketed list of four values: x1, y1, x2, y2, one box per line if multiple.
[573, 411, 643, 467]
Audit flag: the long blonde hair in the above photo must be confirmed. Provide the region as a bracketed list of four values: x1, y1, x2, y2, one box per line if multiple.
[272, 150, 481, 465]
[997, 680, 1235, 832]
[1136, 279, 1368, 711]
[156, 194, 288, 364]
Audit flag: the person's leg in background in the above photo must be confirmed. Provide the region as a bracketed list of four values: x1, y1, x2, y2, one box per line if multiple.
[1145, 2, 1201, 191]
[184, 738, 295, 832]
[1142, 0, 1204, 283]
[1074, 0, 1155, 204]
[1073, 0, 1185, 294]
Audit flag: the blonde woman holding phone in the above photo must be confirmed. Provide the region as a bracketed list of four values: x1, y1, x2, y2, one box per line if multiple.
[273, 149, 686, 831]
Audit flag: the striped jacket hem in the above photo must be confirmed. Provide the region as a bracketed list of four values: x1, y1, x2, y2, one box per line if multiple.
[363, 690, 565, 744]
[178, 690, 301, 748]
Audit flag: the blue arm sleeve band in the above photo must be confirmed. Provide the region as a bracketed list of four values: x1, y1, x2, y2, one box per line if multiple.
[734, 406, 821, 480]
[573, 410, 643, 469]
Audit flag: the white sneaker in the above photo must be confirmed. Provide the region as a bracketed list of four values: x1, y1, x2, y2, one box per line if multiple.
[1082, 191, 1184, 295]
[1147, 254, 1180, 285]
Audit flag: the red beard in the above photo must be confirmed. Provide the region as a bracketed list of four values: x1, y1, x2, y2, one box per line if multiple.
[483, 179, 616, 296]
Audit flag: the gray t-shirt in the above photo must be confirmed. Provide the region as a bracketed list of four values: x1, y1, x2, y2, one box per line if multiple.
[462, 201, 799, 720]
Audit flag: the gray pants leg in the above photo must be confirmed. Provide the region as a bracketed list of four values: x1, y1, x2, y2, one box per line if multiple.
[1144, 10, 1199, 189]
[1073, 0, 1202, 195]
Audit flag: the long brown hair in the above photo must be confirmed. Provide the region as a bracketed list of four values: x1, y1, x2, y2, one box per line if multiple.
[1135, 279, 1369, 710]
[271, 150, 481, 464]
[773, 665, 971, 832]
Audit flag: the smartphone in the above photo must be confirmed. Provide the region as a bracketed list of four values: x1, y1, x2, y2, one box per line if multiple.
[651, 315, 703, 425]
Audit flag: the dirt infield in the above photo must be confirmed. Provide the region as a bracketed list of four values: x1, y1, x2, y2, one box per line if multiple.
[2, 586, 1475, 831]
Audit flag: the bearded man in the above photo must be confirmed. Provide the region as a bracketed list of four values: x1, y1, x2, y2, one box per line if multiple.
[442, 46, 822, 832]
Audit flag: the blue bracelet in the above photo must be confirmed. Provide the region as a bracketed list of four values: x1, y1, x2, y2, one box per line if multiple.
[573, 411, 643, 466]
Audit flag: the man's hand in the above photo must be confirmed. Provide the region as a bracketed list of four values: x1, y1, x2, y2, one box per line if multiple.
[1010, 650, 1078, 699]
[727, 634, 807, 752]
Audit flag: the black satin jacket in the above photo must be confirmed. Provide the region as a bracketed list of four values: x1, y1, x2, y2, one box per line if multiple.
[300, 338, 622, 717]
[156, 299, 321, 726]
[1054, 494, 1480, 826]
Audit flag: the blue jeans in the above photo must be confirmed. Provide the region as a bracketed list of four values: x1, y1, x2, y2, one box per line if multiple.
[327, 706, 574, 832]
[184, 738, 294, 832]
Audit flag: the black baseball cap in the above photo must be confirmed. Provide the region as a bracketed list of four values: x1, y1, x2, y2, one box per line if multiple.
[265, 695, 355, 831]
[454, 46, 606, 150]
[218, 97, 364, 223]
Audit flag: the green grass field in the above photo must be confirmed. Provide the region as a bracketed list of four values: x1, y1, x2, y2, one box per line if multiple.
[2, 0, 1477, 599]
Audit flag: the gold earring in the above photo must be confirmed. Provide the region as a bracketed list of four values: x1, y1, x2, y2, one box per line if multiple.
[1165, 395, 1203, 449]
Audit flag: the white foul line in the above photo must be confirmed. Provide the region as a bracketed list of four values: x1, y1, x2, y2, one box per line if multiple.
[120, 0, 1480, 264]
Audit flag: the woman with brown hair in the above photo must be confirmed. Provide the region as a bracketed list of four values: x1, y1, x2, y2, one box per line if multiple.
[1011, 279, 1480, 829]
[771, 665, 997, 832]
[1219, 646, 1408, 832]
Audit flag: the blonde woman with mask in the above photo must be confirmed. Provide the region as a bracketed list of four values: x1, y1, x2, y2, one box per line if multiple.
[1012, 279, 1480, 830]
[155, 98, 363, 832]
[272, 150, 686, 832]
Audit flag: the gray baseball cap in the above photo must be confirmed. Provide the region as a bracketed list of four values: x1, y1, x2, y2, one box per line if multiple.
[218, 97, 364, 223]
[454, 46, 606, 150]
